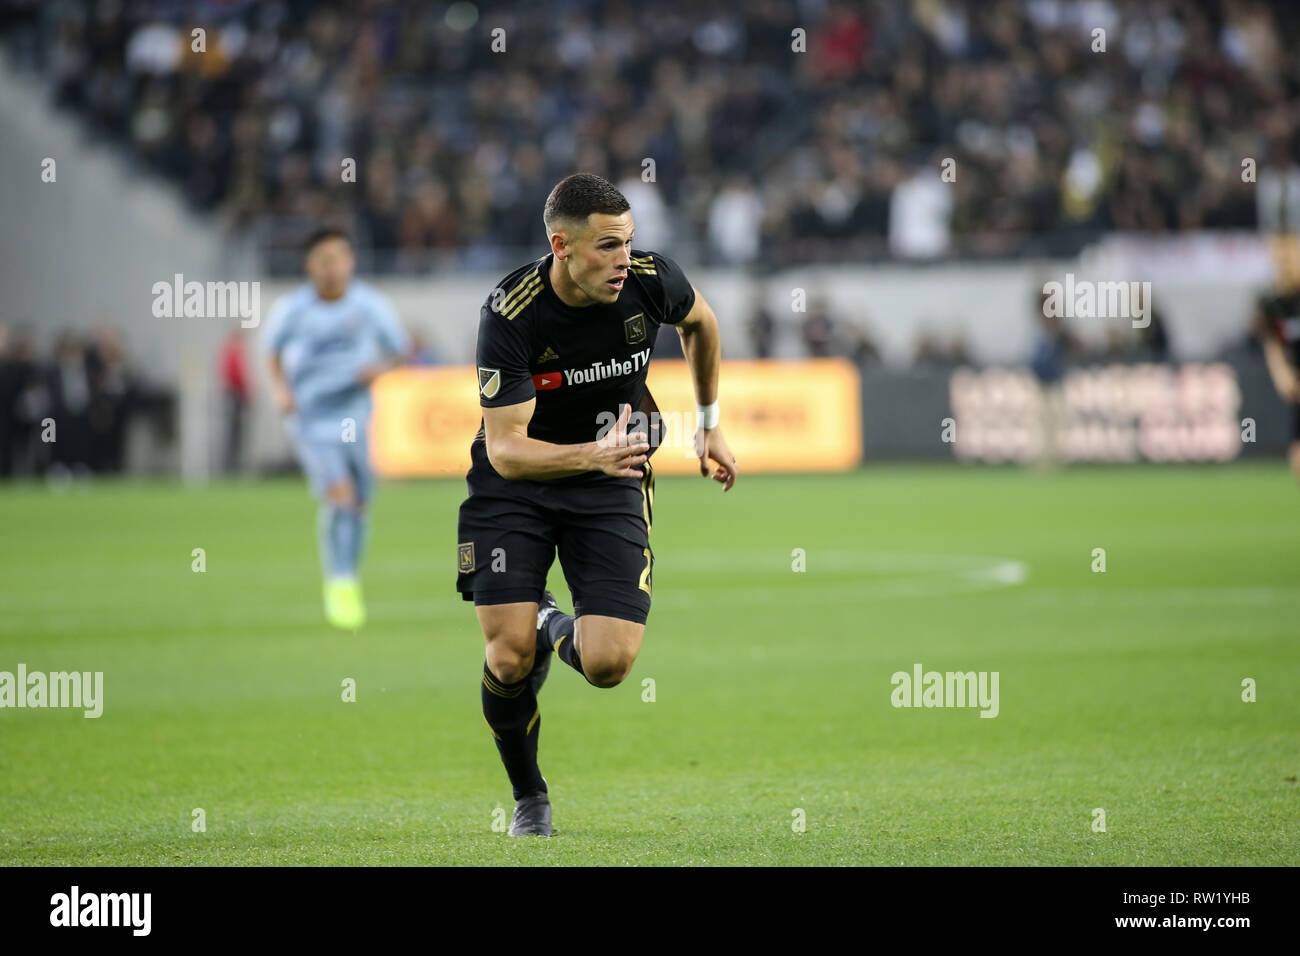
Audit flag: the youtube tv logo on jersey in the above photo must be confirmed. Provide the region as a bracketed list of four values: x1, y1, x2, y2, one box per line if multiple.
[532, 372, 562, 390]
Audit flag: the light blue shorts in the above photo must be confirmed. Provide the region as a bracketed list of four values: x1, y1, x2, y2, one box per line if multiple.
[285, 415, 374, 504]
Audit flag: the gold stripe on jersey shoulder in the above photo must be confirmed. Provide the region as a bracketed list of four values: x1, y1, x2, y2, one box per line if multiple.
[496, 280, 538, 321]
[630, 267, 657, 276]
[630, 254, 655, 264]
[500, 270, 539, 307]
[498, 272, 541, 318]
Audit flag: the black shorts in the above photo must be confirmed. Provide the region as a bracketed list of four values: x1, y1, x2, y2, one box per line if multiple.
[456, 440, 655, 624]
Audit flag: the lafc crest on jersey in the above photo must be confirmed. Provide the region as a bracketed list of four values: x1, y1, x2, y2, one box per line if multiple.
[624, 313, 647, 345]
[478, 367, 501, 399]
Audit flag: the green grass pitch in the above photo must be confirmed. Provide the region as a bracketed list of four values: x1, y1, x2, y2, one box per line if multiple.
[1, 464, 1296, 865]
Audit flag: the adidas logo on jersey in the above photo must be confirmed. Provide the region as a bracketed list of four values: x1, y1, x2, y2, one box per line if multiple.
[536, 346, 559, 363]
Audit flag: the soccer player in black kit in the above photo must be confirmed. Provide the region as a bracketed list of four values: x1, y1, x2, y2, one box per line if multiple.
[457, 173, 738, 835]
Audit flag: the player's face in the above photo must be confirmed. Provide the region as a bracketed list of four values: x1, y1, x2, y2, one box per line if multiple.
[305, 238, 355, 300]
[566, 212, 634, 305]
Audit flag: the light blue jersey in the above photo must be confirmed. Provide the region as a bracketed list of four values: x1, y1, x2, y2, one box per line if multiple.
[262, 280, 408, 440]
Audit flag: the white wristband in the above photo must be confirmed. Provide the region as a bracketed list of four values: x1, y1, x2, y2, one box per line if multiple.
[696, 401, 719, 430]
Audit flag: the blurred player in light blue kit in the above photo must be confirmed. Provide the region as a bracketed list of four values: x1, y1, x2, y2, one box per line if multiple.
[263, 228, 409, 630]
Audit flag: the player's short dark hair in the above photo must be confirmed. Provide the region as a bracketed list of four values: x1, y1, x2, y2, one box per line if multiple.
[304, 226, 351, 254]
[543, 174, 630, 236]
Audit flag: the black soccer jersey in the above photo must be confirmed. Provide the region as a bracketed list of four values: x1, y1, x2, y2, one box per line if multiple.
[1259, 289, 1300, 366]
[472, 249, 696, 450]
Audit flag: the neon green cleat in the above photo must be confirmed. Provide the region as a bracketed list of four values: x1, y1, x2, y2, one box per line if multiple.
[323, 577, 366, 631]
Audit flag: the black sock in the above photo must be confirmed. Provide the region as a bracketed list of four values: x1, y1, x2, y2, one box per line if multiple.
[543, 610, 583, 676]
[481, 662, 545, 800]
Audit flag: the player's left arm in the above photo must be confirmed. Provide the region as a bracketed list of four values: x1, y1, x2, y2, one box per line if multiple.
[676, 287, 738, 491]
[358, 292, 410, 385]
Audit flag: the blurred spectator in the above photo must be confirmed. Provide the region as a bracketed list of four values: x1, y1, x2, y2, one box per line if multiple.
[5, 1, 1293, 272]
[747, 285, 776, 359]
[618, 176, 672, 252]
[848, 322, 882, 366]
[1136, 294, 1170, 361]
[86, 324, 132, 473]
[890, 160, 955, 260]
[7, 328, 48, 477]
[0, 328, 144, 479]
[708, 175, 763, 266]
[1031, 297, 1084, 468]
[47, 332, 93, 476]
[1031, 310, 1082, 387]
[947, 332, 970, 366]
[0, 324, 19, 476]
[910, 327, 966, 368]
[218, 332, 250, 474]
[1257, 162, 1300, 234]
[800, 295, 836, 358]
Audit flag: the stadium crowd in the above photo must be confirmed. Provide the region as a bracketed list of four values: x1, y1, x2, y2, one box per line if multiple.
[0, 324, 139, 478]
[2, 0, 1297, 273]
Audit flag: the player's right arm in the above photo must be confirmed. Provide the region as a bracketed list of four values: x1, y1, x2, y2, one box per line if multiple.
[268, 354, 295, 415]
[262, 294, 297, 415]
[484, 401, 650, 480]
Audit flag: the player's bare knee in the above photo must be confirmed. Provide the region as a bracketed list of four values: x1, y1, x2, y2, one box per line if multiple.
[584, 663, 629, 688]
[575, 618, 643, 688]
[582, 650, 636, 688]
[476, 603, 538, 683]
[485, 640, 535, 685]
[325, 480, 357, 509]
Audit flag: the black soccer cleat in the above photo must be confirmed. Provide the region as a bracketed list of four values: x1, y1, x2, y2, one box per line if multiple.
[508, 788, 553, 837]
[530, 590, 559, 696]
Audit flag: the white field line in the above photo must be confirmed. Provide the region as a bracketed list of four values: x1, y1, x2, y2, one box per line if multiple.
[6, 547, 1295, 633]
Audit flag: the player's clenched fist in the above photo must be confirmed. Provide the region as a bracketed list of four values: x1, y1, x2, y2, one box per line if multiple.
[590, 403, 650, 478]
